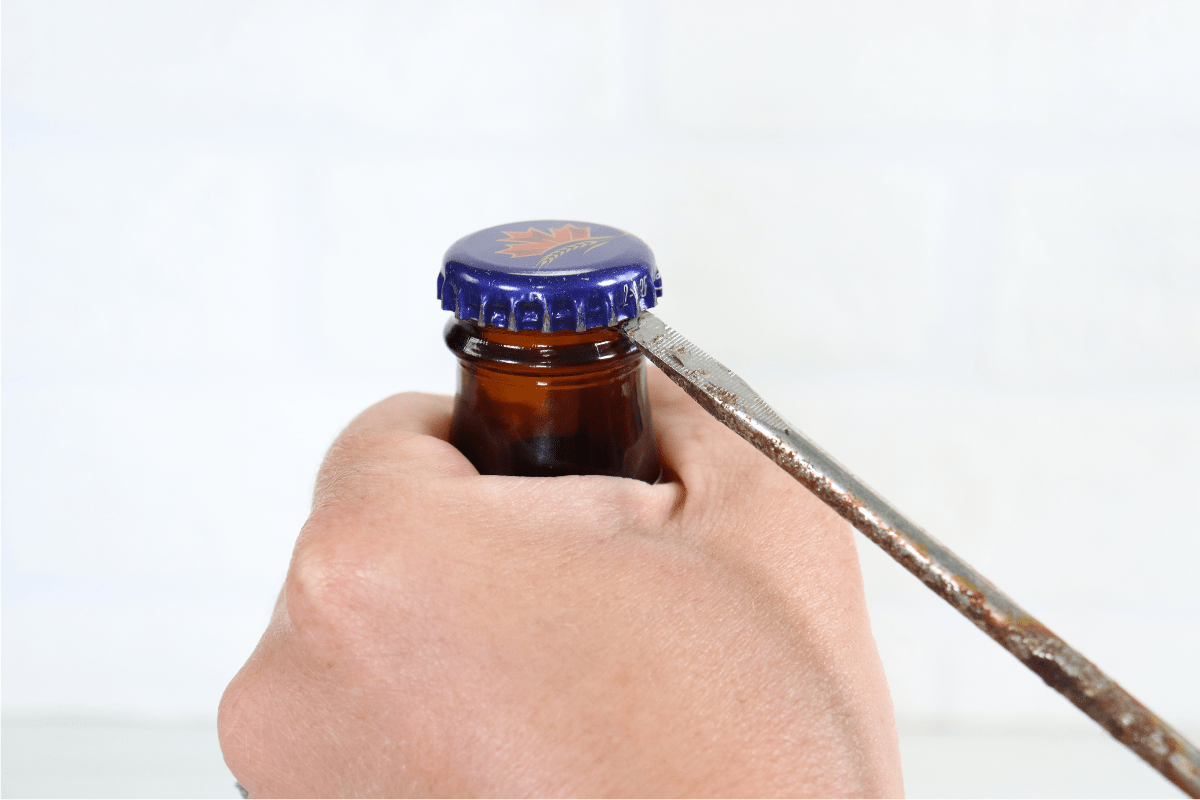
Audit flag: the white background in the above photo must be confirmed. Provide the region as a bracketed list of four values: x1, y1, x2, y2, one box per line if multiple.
[3, 1, 1199, 797]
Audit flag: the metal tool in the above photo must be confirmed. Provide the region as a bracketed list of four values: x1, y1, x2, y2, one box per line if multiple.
[620, 311, 1200, 798]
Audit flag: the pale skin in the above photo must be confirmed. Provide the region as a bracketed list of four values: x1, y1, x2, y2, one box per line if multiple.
[218, 368, 904, 797]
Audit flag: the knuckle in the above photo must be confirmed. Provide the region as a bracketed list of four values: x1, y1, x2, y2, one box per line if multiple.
[285, 517, 376, 645]
[313, 430, 469, 512]
[312, 432, 392, 506]
[217, 672, 262, 786]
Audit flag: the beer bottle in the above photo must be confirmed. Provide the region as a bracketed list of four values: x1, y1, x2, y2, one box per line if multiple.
[438, 220, 663, 483]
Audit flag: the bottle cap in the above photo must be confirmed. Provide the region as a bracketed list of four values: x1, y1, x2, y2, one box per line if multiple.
[438, 220, 662, 332]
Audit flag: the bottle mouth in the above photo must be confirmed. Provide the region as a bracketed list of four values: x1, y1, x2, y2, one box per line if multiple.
[444, 318, 641, 372]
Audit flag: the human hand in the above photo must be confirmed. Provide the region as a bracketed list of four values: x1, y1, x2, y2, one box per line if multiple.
[218, 368, 903, 797]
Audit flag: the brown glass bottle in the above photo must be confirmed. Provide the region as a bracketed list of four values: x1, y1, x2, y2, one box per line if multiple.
[445, 318, 660, 482]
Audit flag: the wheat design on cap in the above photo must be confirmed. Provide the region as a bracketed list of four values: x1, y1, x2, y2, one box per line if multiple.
[495, 224, 616, 268]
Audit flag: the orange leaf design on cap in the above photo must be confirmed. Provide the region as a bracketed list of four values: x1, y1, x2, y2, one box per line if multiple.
[496, 224, 615, 268]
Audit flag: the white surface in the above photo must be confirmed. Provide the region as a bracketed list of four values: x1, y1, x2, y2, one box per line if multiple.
[897, 722, 1192, 799]
[1, 717, 239, 800]
[3, 1, 1199, 795]
[0, 719, 238, 800]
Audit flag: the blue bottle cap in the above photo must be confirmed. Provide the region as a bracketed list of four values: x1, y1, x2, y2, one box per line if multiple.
[438, 220, 663, 332]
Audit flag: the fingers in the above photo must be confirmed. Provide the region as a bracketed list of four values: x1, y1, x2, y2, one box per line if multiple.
[313, 392, 477, 513]
[309, 373, 785, 535]
[343, 391, 456, 442]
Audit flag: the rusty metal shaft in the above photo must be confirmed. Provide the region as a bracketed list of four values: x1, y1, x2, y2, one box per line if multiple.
[621, 312, 1200, 798]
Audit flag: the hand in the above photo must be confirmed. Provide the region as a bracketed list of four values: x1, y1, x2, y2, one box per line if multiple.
[218, 368, 903, 798]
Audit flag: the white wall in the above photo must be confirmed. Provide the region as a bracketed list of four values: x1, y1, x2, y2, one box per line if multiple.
[4, 0, 1198, 781]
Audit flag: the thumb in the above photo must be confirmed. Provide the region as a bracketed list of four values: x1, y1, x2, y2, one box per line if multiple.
[646, 363, 778, 498]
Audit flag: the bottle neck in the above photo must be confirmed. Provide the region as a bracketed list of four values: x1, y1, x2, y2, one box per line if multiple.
[443, 318, 640, 372]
